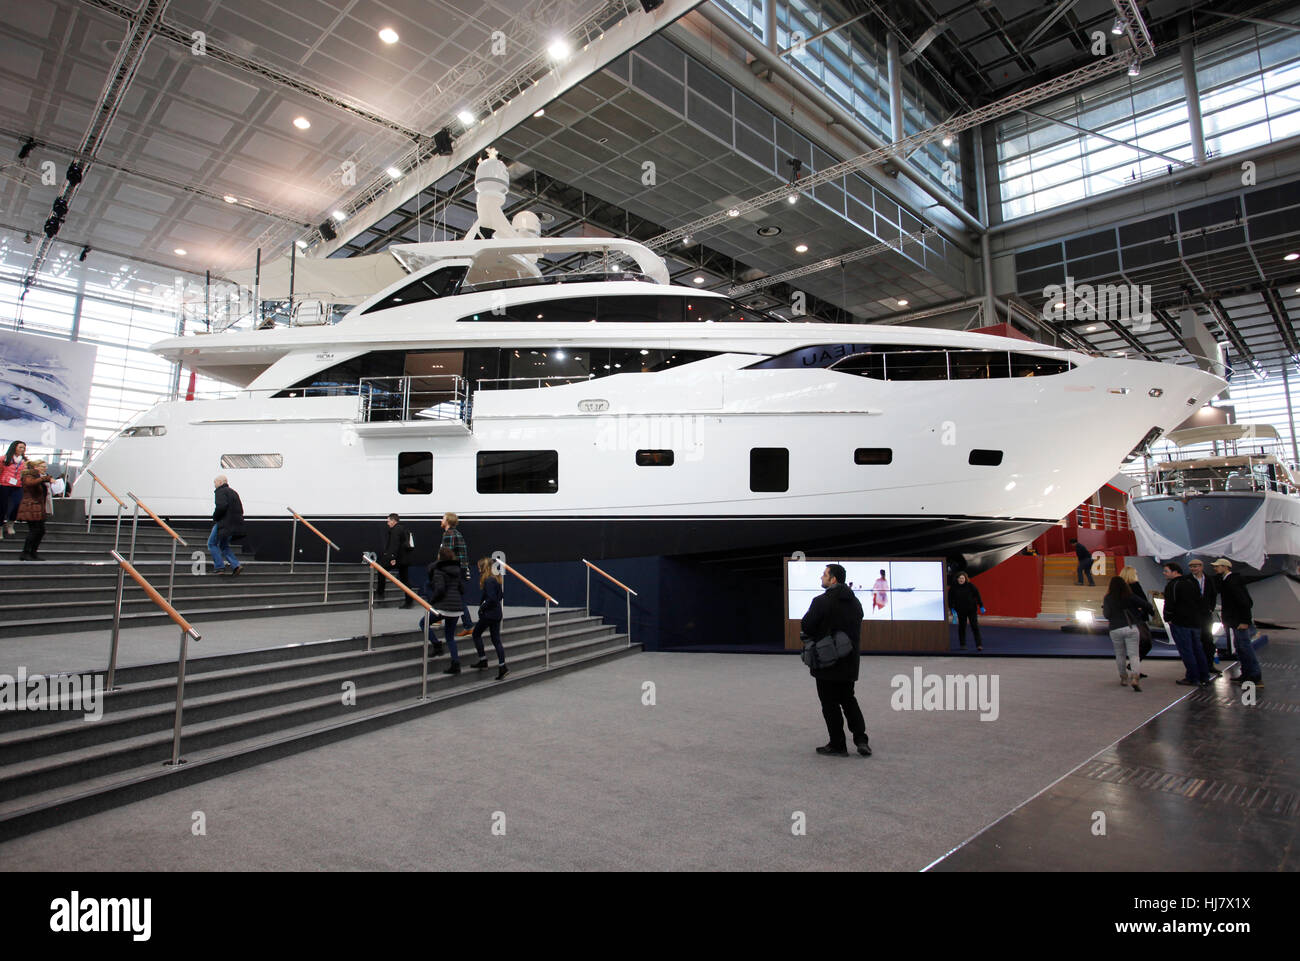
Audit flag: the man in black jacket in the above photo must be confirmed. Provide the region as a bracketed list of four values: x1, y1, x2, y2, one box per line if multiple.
[1162, 562, 1210, 685]
[376, 513, 414, 607]
[1211, 558, 1263, 687]
[1072, 538, 1095, 586]
[1186, 559, 1221, 677]
[208, 475, 244, 575]
[801, 564, 870, 757]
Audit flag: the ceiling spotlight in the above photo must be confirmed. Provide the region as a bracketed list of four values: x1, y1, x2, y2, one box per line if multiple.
[1052, 301, 1065, 309]
[942, 133, 953, 147]
[42, 216, 60, 238]
[293, 116, 311, 130]
[533, 108, 545, 118]
[222, 194, 237, 204]
[639, 0, 665, 11]
[295, 239, 308, 249]
[548, 39, 571, 60]
[682, 234, 693, 246]
[727, 208, 740, 217]
[1127, 60, 1140, 77]
[318, 220, 337, 241]
[457, 109, 476, 126]
[22, 231, 31, 244]
[52, 197, 68, 218]
[757, 225, 781, 237]
[65, 162, 83, 186]
[897, 299, 909, 306]
[378, 27, 399, 44]
[1111, 17, 1124, 35]
[1087, 324, 1099, 331]
[331, 209, 347, 222]
[78, 245, 89, 262]
[787, 193, 797, 204]
[386, 166, 403, 179]
[795, 243, 808, 253]
[1286, 253, 1299, 261]
[693, 276, 705, 284]
[174, 248, 187, 256]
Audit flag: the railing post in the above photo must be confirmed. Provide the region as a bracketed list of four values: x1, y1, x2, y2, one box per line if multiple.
[129, 499, 140, 563]
[167, 625, 192, 767]
[86, 476, 97, 532]
[420, 612, 430, 700]
[324, 545, 332, 602]
[627, 590, 632, 648]
[545, 601, 551, 669]
[113, 503, 123, 553]
[289, 516, 297, 573]
[585, 563, 590, 617]
[168, 538, 177, 605]
[106, 563, 126, 692]
[366, 558, 374, 653]
[402, 376, 411, 421]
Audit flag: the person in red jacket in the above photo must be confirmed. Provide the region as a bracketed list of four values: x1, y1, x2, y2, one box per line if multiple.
[0, 440, 27, 539]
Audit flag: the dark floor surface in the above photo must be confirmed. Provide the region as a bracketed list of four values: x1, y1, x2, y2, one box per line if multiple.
[928, 631, 1298, 871]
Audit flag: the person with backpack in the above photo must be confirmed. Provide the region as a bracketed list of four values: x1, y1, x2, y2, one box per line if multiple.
[440, 512, 475, 638]
[425, 547, 466, 674]
[471, 557, 508, 681]
[801, 564, 869, 758]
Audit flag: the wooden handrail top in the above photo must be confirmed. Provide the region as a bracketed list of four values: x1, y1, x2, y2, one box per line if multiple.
[500, 562, 557, 605]
[110, 551, 200, 640]
[126, 492, 187, 545]
[287, 508, 340, 550]
[582, 559, 639, 596]
[86, 470, 126, 508]
[363, 557, 433, 611]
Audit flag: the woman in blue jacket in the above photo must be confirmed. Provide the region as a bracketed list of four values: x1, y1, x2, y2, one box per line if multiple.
[471, 557, 508, 681]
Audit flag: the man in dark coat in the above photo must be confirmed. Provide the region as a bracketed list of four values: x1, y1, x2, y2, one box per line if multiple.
[377, 512, 414, 607]
[1161, 562, 1209, 685]
[801, 563, 870, 757]
[209, 474, 245, 575]
[1072, 538, 1095, 586]
[1212, 558, 1263, 687]
[1186, 558, 1221, 676]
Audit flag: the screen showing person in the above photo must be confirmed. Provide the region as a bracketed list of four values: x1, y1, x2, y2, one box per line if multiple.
[786, 559, 946, 622]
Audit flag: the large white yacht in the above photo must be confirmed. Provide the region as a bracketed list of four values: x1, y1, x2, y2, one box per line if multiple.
[74, 152, 1225, 571]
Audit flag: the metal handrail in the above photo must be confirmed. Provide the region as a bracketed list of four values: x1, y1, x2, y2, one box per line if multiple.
[357, 374, 469, 424]
[287, 507, 339, 601]
[583, 559, 637, 648]
[85, 469, 127, 551]
[499, 560, 557, 668]
[106, 550, 200, 767]
[475, 375, 593, 390]
[125, 491, 189, 603]
[363, 556, 435, 699]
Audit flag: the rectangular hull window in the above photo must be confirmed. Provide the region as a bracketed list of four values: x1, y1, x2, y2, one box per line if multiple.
[854, 448, 893, 465]
[399, 451, 433, 494]
[477, 450, 559, 494]
[636, 450, 675, 466]
[220, 454, 283, 469]
[750, 448, 789, 492]
[968, 449, 1004, 466]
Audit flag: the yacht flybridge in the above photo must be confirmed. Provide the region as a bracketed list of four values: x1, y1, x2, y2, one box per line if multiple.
[75, 150, 1226, 570]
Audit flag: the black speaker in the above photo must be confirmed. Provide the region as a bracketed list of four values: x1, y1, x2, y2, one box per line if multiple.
[433, 128, 453, 156]
[43, 215, 61, 238]
[318, 219, 337, 242]
[65, 161, 83, 186]
[639, 0, 665, 11]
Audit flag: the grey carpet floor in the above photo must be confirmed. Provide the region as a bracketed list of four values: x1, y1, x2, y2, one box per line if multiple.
[0, 651, 1191, 871]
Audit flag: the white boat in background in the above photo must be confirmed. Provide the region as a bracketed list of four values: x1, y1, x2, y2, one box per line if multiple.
[1127, 423, 1300, 576]
[73, 150, 1226, 571]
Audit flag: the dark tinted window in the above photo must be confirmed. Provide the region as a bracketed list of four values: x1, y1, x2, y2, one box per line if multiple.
[950, 351, 1010, 379]
[636, 450, 675, 466]
[750, 448, 789, 492]
[477, 450, 559, 494]
[363, 266, 468, 314]
[459, 295, 784, 323]
[281, 350, 406, 395]
[469, 347, 719, 389]
[883, 348, 949, 380]
[749, 343, 875, 369]
[1011, 353, 1072, 376]
[854, 448, 892, 465]
[831, 352, 886, 379]
[969, 449, 1004, 466]
[399, 452, 432, 494]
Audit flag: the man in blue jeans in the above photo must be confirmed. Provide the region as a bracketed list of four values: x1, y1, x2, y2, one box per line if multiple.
[208, 475, 244, 575]
[1162, 562, 1209, 685]
[1212, 558, 1264, 688]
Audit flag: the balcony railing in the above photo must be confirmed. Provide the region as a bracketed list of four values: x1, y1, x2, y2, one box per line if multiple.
[1074, 504, 1131, 531]
[357, 375, 470, 424]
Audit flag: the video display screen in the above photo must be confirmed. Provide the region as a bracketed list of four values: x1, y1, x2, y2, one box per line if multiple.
[787, 559, 947, 622]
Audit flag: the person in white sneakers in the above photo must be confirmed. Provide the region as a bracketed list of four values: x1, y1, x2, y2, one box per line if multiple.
[0, 440, 28, 539]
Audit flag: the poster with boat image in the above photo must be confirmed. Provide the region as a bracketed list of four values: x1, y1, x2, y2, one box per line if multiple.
[0, 329, 95, 450]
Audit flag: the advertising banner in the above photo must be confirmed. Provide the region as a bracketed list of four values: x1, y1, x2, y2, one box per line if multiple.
[0, 329, 96, 451]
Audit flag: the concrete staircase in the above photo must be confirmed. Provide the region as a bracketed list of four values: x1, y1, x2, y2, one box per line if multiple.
[0, 607, 636, 840]
[0, 519, 373, 637]
[1039, 553, 1118, 616]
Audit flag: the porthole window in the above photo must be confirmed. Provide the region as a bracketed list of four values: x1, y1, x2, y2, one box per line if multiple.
[854, 448, 892, 465]
[636, 450, 675, 466]
[750, 448, 789, 492]
[477, 450, 559, 494]
[398, 451, 432, 494]
[969, 449, 1004, 466]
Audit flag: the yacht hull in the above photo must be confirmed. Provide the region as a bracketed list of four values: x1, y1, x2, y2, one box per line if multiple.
[1128, 492, 1300, 576]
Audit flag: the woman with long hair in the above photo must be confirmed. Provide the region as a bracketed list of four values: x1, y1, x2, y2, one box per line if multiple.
[471, 557, 508, 681]
[0, 440, 28, 538]
[16, 457, 51, 560]
[426, 546, 467, 674]
[1103, 576, 1150, 692]
[1119, 565, 1153, 670]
